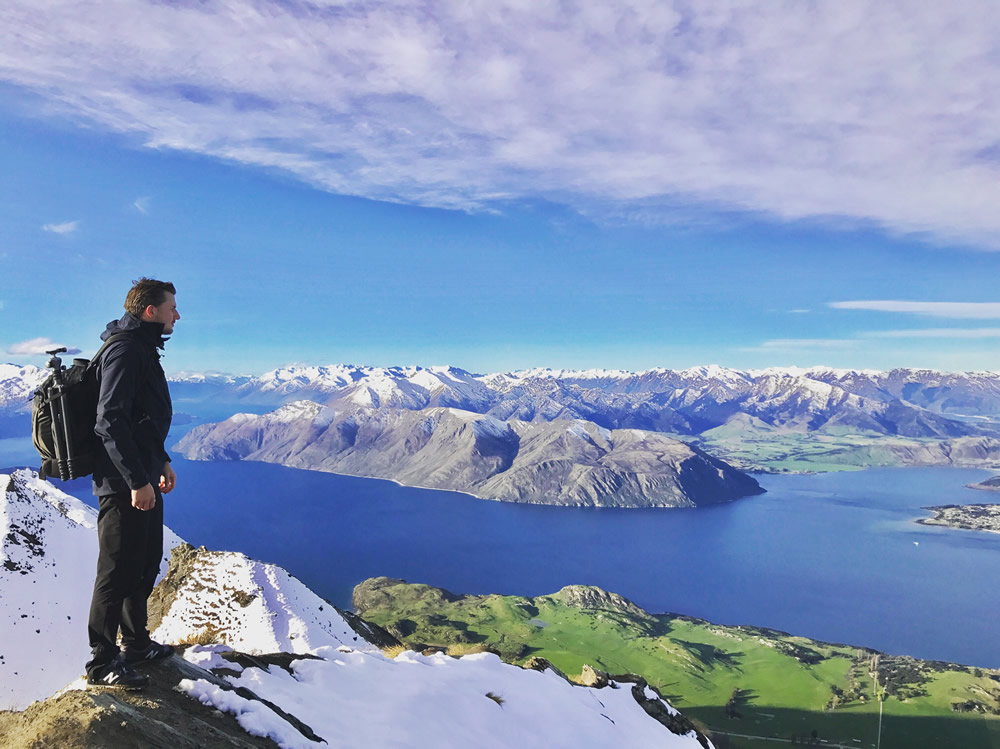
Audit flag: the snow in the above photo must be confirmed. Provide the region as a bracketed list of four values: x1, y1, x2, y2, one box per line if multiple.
[566, 421, 591, 441]
[182, 678, 299, 746]
[153, 549, 376, 656]
[183, 648, 707, 749]
[270, 400, 327, 423]
[472, 414, 514, 439]
[0, 470, 184, 709]
[182, 644, 242, 672]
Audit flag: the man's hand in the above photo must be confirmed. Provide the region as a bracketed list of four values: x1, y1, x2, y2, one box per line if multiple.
[132, 483, 156, 511]
[160, 462, 177, 494]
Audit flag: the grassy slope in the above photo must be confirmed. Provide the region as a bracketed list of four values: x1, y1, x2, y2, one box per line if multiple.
[685, 432, 944, 473]
[356, 580, 1000, 749]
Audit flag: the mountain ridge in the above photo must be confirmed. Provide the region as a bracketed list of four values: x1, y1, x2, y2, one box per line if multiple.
[174, 402, 765, 508]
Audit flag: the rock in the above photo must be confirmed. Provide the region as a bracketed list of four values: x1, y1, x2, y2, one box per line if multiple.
[579, 664, 609, 688]
[550, 585, 654, 620]
[0, 649, 321, 749]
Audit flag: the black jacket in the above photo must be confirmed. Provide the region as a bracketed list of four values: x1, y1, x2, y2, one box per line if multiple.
[92, 313, 173, 496]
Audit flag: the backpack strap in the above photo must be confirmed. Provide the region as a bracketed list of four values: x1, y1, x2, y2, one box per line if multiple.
[87, 332, 133, 372]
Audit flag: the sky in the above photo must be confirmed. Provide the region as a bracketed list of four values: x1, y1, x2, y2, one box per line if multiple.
[2, 0, 999, 376]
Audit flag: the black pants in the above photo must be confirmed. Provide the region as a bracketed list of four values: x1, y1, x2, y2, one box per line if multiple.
[86, 488, 163, 674]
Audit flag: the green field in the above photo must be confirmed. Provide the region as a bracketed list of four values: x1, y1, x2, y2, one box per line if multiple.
[680, 430, 954, 474]
[355, 578, 1000, 749]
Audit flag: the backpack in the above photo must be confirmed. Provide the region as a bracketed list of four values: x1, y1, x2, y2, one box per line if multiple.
[31, 334, 129, 481]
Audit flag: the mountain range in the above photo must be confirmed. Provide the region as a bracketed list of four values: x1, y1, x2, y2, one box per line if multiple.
[156, 364, 1000, 439]
[7, 362, 1000, 438]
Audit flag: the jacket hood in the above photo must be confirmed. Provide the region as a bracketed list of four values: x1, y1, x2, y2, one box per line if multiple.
[101, 313, 168, 349]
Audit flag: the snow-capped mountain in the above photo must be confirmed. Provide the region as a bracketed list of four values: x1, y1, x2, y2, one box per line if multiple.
[0, 363, 46, 407]
[0, 470, 711, 748]
[233, 364, 498, 411]
[175, 402, 764, 508]
[5, 361, 1000, 442]
[0, 364, 47, 431]
[174, 362, 1000, 439]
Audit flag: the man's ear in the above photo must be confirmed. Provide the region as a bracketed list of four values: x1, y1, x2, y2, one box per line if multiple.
[141, 304, 157, 320]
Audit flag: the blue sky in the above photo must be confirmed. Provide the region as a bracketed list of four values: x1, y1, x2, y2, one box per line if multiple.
[2, 1, 1000, 376]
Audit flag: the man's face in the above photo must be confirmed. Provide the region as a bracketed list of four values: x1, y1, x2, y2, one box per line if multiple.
[145, 293, 180, 335]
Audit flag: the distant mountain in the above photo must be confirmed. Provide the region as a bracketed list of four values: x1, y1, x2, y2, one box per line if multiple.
[0, 363, 46, 412]
[0, 364, 47, 437]
[4, 361, 1000, 445]
[162, 363, 1000, 440]
[174, 402, 764, 508]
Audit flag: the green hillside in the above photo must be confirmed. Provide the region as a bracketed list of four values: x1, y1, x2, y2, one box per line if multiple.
[354, 578, 1000, 749]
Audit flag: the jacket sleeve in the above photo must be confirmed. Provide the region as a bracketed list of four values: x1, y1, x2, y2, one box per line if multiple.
[94, 342, 150, 490]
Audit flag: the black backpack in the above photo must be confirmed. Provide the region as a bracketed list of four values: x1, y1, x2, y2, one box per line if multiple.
[31, 334, 128, 481]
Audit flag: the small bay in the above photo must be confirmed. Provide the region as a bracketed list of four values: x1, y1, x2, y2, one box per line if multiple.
[5, 436, 998, 668]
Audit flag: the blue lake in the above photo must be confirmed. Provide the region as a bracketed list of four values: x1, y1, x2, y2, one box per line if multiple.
[4, 440, 999, 668]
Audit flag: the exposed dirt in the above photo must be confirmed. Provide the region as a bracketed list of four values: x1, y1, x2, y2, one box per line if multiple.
[0, 649, 328, 749]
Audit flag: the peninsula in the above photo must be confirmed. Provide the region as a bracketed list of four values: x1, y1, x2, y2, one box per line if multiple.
[917, 503, 1000, 534]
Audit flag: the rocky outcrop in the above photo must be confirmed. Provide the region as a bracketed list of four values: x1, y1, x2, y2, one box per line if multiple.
[175, 403, 765, 508]
[548, 585, 654, 621]
[0, 653, 294, 749]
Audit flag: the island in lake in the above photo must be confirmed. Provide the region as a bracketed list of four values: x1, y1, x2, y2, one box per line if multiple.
[918, 503, 1000, 534]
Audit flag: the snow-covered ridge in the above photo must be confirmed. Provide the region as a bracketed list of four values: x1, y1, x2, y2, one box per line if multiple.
[0, 470, 184, 709]
[1, 470, 711, 748]
[153, 547, 377, 656]
[181, 646, 709, 749]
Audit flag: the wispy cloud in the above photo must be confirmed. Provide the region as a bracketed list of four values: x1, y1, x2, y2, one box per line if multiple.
[133, 196, 151, 215]
[3, 2, 1000, 247]
[748, 338, 857, 351]
[830, 301, 1000, 318]
[864, 327, 1000, 339]
[7, 337, 81, 355]
[41, 220, 79, 235]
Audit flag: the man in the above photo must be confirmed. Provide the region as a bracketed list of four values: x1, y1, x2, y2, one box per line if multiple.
[86, 278, 180, 689]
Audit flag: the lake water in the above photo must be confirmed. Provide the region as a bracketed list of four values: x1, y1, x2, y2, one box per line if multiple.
[4, 440, 999, 668]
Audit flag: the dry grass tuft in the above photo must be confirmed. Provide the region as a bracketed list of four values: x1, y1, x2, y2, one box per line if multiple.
[382, 644, 408, 659]
[485, 691, 505, 707]
[445, 643, 494, 657]
[178, 622, 226, 646]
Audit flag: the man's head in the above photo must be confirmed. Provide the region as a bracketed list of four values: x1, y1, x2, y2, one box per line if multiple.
[125, 278, 180, 335]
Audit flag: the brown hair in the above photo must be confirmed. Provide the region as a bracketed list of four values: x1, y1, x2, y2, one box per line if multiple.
[124, 278, 176, 317]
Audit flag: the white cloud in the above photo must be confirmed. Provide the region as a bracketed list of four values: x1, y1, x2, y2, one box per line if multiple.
[7, 337, 82, 356]
[830, 301, 1000, 318]
[41, 220, 79, 235]
[3, 2, 1000, 247]
[865, 327, 1000, 339]
[751, 338, 857, 350]
[133, 196, 151, 215]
